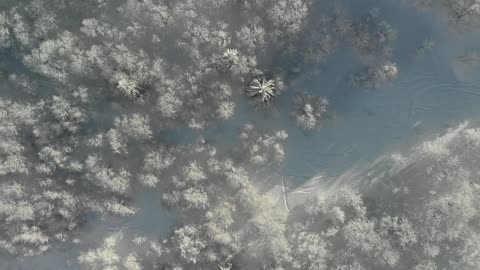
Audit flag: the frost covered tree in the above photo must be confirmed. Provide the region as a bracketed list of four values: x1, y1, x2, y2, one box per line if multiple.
[351, 62, 399, 88]
[267, 0, 312, 39]
[238, 124, 288, 166]
[78, 233, 143, 270]
[125, 140, 291, 269]
[78, 233, 123, 269]
[85, 154, 131, 194]
[348, 9, 397, 61]
[172, 225, 206, 264]
[0, 99, 36, 176]
[293, 91, 329, 130]
[287, 229, 329, 270]
[117, 77, 142, 100]
[406, 0, 480, 28]
[137, 146, 176, 187]
[2, 0, 474, 269]
[306, 122, 480, 269]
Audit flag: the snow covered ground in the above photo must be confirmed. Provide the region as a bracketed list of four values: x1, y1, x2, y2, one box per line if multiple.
[10, 1, 480, 269]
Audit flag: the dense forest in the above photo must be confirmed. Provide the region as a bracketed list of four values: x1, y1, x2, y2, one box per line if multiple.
[1, 0, 480, 269]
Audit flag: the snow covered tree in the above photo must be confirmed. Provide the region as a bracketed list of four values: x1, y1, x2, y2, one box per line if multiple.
[350, 62, 398, 88]
[267, 0, 312, 39]
[406, 0, 480, 29]
[172, 225, 206, 264]
[288, 230, 329, 270]
[85, 155, 131, 194]
[348, 9, 397, 61]
[117, 77, 142, 100]
[293, 91, 329, 130]
[238, 124, 288, 166]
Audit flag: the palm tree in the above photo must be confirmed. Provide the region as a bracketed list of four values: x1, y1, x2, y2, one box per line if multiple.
[216, 48, 240, 72]
[246, 77, 276, 105]
[222, 49, 239, 67]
